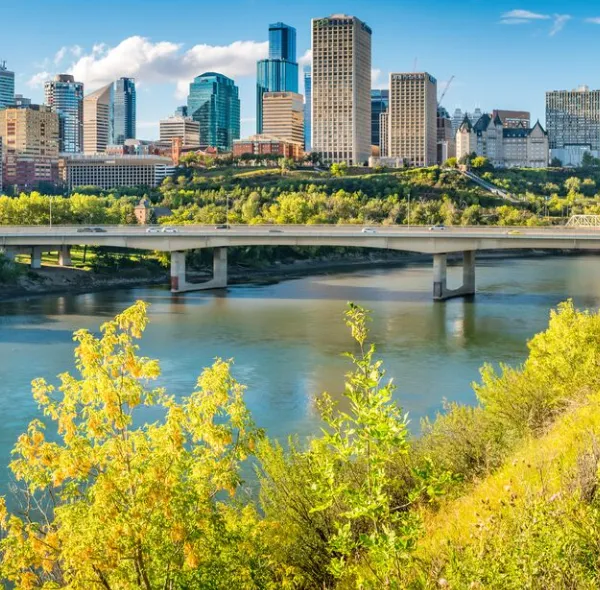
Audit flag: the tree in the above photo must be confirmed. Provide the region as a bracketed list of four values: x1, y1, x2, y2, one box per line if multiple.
[330, 162, 349, 177]
[471, 156, 491, 170]
[278, 157, 295, 176]
[0, 302, 282, 589]
[550, 157, 563, 168]
[444, 157, 458, 169]
[581, 151, 600, 169]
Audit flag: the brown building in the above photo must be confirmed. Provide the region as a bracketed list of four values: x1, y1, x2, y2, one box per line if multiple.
[492, 110, 530, 129]
[0, 105, 60, 189]
[262, 92, 304, 147]
[83, 84, 112, 154]
[233, 134, 303, 160]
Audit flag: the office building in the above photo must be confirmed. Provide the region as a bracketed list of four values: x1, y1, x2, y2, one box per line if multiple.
[59, 154, 175, 190]
[492, 110, 530, 129]
[256, 22, 299, 133]
[304, 66, 312, 151]
[44, 74, 84, 153]
[371, 89, 389, 147]
[14, 95, 31, 108]
[262, 91, 304, 146]
[113, 78, 136, 145]
[83, 84, 113, 154]
[452, 107, 483, 135]
[233, 135, 303, 160]
[546, 86, 600, 165]
[0, 104, 59, 188]
[388, 72, 437, 167]
[437, 106, 456, 164]
[0, 62, 15, 109]
[175, 105, 188, 117]
[312, 14, 372, 165]
[159, 116, 200, 147]
[379, 111, 389, 157]
[187, 72, 240, 151]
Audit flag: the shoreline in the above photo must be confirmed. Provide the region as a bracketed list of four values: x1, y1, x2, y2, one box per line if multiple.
[0, 249, 593, 303]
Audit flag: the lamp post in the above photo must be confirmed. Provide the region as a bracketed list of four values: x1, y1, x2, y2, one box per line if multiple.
[49, 197, 53, 229]
[226, 194, 230, 225]
[407, 191, 411, 230]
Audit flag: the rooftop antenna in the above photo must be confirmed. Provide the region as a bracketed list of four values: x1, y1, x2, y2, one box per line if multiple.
[412, 57, 418, 72]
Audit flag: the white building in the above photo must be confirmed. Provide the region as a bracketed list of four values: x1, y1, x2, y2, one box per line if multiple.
[311, 14, 372, 165]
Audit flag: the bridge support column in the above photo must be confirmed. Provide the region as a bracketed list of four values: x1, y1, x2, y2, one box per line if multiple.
[58, 246, 72, 267]
[31, 247, 43, 270]
[433, 251, 476, 301]
[171, 247, 228, 294]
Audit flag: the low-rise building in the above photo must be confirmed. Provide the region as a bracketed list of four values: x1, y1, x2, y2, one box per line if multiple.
[232, 134, 304, 160]
[59, 154, 175, 190]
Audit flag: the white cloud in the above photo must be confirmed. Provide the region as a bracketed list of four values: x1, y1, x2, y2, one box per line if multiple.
[27, 71, 51, 88]
[586, 17, 600, 24]
[299, 49, 312, 67]
[502, 9, 550, 20]
[54, 47, 68, 65]
[28, 35, 268, 98]
[499, 9, 571, 35]
[550, 14, 571, 36]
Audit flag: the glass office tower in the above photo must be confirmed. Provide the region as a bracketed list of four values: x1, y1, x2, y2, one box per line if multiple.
[371, 89, 389, 147]
[0, 61, 15, 108]
[113, 77, 136, 145]
[304, 66, 312, 151]
[187, 72, 240, 151]
[256, 22, 298, 133]
[44, 74, 84, 153]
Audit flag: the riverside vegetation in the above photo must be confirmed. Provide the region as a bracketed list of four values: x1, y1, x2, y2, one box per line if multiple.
[2, 299, 600, 588]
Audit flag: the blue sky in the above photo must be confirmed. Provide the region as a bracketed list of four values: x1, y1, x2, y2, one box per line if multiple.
[2, 0, 599, 138]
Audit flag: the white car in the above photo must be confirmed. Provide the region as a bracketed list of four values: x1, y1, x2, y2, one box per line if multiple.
[361, 227, 377, 234]
[161, 226, 178, 234]
[429, 225, 446, 231]
[145, 227, 161, 233]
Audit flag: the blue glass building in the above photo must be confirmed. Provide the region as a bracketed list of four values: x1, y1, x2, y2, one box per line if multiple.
[187, 72, 240, 151]
[45, 74, 84, 153]
[256, 22, 298, 134]
[113, 78, 136, 145]
[304, 66, 312, 151]
[371, 89, 389, 147]
[0, 61, 15, 109]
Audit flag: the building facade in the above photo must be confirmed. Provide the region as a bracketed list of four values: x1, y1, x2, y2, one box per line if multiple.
[256, 22, 299, 134]
[503, 122, 549, 168]
[492, 110, 530, 129]
[452, 107, 483, 135]
[0, 61, 15, 109]
[388, 72, 437, 167]
[379, 111, 389, 157]
[83, 84, 113, 154]
[44, 74, 84, 153]
[233, 134, 303, 160]
[0, 105, 59, 189]
[312, 14, 372, 165]
[159, 116, 201, 147]
[437, 106, 456, 164]
[303, 66, 312, 151]
[371, 89, 389, 148]
[187, 72, 240, 151]
[59, 154, 175, 190]
[113, 78, 136, 145]
[262, 91, 304, 146]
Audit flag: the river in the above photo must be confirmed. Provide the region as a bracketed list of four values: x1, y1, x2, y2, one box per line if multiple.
[1, 254, 600, 498]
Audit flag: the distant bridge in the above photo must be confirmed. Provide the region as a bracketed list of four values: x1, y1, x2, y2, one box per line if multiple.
[2, 224, 600, 300]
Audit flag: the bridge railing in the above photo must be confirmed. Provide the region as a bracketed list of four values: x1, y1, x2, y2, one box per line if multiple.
[566, 215, 600, 228]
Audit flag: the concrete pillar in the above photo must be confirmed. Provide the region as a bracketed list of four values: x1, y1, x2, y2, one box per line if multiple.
[212, 247, 228, 288]
[463, 250, 476, 294]
[170, 251, 186, 292]
[31, 247, 43, 270]
[433, 253, 447, 300]
[58, 246, 72, 267]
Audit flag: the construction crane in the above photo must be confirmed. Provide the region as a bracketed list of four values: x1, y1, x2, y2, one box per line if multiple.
[438, 75, 455, 108]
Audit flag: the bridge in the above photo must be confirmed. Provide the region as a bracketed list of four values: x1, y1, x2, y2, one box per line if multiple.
[2, 224, 600, 300]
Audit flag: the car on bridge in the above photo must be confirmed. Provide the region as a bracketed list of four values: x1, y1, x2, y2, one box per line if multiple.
[77, 227, 106, 233]
[160, 227, 178, 234]
[146, 227, 161, 234]
[429, 225, 446, 231]
[361, 228, 377, 234]
[215, 224, 230, 230]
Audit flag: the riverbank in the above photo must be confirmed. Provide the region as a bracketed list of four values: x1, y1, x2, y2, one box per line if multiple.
[0, 249, 589, 303]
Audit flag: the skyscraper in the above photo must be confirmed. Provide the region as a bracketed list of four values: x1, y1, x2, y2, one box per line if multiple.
[304, 66, 312, 151]
[312, 14, 372, 165]
[389, 72, 437, 167]
[0, 61, 15, 109]
[256, 22, 298, 134]
[113, 78, 136, 145]
[187, 72, 240, 151]
[262, 92, 304, 145]
[83, 84, 113, 154]
[371, 89, 389, 147]
[45, 74, 84, 153]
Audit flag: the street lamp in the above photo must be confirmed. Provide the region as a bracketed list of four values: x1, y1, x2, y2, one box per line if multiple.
[407, 191, 411, 230]
[49, 197, 53, 229]
[226, 194, 230, 225]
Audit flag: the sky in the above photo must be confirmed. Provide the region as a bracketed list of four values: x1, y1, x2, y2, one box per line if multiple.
[2, 0, 599, 139]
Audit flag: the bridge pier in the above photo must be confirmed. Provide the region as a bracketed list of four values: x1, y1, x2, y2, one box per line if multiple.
[58, 246, 72, 267]
[433, 251, 476, 301]
[171, 247, 228, 293]
[31, 247, 43, 269]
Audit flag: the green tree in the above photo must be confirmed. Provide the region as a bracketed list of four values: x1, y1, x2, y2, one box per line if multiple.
[330, 162, 349, 177]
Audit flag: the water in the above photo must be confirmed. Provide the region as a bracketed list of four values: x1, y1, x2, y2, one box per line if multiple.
[1, 255, 600, 498]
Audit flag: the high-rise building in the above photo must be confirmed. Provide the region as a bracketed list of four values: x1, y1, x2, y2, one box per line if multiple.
[388, 72, 437, 167]
[256, 23, 299, 134]
[451, 107, 483, 135]
[262, 91, 304, 146]
[303, 66, 312, 151]
[0, 61, 15, 109]
[0, 104, 59, 188]
[175, 105, 188, 117]
[83, 84, 113, 154]
[371, 89, 389, 147]
[437, 106, 456, 164]
[312, 14, 372, 165]
[492, 110, 530, 129]
[44, 74, 84, 153]
[159, 116, 200, 147]
[187, 72, 240, 151]
[113, 78, 136, 145]
[14, 95, 32, 108]
[379, 112, 389, 157]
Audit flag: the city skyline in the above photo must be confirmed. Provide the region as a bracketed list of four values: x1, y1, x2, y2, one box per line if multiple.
[3, 0, 600, 138]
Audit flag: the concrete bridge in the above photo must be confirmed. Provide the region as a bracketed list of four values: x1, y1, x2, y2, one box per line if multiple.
[2, 224, 600, 300]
